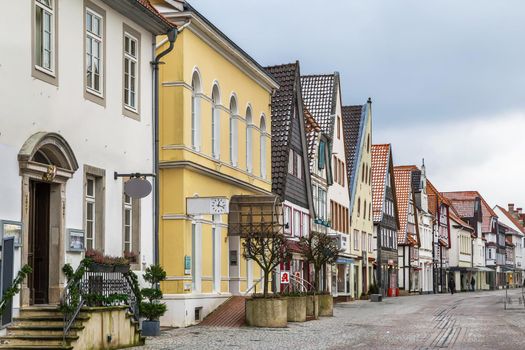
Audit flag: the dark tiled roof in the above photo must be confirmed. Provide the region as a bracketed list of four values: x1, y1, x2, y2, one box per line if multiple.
[304, 108, 321, 169]
[265, 63, 298, 198]
[300, 74, 337, 136]
[342, 105, 364, 206]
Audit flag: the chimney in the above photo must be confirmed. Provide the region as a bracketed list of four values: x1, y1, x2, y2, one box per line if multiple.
[509, 203, 515, 212]
[518, 208, 523, 215]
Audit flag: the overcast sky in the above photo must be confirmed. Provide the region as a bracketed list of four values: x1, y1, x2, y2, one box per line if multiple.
[190, 0, 525, 207]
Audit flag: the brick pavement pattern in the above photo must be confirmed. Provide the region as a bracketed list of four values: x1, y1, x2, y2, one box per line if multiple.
[130, 290, 525, 350]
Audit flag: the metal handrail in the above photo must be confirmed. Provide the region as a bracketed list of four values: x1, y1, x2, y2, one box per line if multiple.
[282, 274, 316, 294]
[61, 265, 141, 343]
[243, 278, 264, 296]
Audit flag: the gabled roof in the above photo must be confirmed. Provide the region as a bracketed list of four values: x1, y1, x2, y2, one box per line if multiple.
[342, 103, 370, 215]
[303, 108, 321, 168]
[300, 74, 338, 136]
[102, 0, 175, 34]
[266, 63, 298, 198]
[442, 191, 497, 233]
[426, 180, 451, 216]
[394, 166, 416, 244]
[371, 144, 390, 222]
[494, 205, 525, 235]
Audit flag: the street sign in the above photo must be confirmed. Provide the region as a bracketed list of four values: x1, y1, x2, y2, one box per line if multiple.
[280, 271, 290, 284]
[124, 178, 152, 198]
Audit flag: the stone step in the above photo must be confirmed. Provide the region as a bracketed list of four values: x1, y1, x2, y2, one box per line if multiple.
[12, 315, 89, 327]
[7, 325, 83, 337]
[0, 345, 73, 350]
[18, 307, 62, 318]
[0, 335, 78, 347]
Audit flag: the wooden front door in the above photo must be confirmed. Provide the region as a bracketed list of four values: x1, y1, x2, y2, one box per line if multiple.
[28, 181, 50, 305]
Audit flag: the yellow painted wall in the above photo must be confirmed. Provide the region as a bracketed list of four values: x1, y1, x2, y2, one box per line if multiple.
[157, 28, 271, 295]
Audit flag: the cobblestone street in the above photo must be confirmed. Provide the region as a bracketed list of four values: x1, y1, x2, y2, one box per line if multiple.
[132, 290, 525, 350]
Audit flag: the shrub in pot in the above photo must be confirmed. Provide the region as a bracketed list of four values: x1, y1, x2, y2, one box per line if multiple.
[85, 249, 130, 273]
[242, 230, 290, 328]
[140, 265, 167, 336]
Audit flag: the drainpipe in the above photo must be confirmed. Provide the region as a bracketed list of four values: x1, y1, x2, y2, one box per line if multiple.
[377, 224, 382, 294]
[151, 28, 178, 266]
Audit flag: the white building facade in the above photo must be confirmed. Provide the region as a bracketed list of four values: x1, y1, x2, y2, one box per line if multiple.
[0, 0, 172, 315]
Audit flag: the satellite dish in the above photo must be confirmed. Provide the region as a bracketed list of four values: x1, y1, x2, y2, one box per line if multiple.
[124, 178, 152, 199]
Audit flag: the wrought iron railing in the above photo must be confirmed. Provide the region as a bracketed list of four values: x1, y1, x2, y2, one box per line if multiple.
[61, 263, 141, 342]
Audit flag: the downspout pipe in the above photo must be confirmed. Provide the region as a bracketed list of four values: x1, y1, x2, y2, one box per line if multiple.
[152, 28, 177, 266]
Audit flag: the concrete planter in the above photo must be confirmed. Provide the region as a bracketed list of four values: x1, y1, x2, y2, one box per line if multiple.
[286, 296, 307, 322]
[318, 294, 333, 317]
[245, 298, 287, 328]
[306, 295, 319, 319]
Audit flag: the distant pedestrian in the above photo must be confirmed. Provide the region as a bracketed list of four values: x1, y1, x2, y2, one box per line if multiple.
[449, 277, 456, 295]
[471, 276, 475, 292]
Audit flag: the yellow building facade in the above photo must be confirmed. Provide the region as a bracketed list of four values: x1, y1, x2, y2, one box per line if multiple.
[154, 1, 278, 327]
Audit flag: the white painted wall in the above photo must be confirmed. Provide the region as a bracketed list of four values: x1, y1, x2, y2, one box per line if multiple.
[0, 0, 156, 308]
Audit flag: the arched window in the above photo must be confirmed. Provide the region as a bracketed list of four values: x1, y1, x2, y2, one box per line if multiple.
[367, 134, 370, 153]
[191, 71, 201, 150]
[211, 84, 220, 159]
[229, 96, 238, 166]
[260, 115, 267, 178]
[246, 106, 253, 173]
[357, 197, 361, 217]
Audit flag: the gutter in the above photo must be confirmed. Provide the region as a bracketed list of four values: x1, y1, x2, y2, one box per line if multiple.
[151, 27, 178, 266]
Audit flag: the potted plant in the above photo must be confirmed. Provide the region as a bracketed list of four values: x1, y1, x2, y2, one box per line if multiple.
[368, 283, 382, 302]
[124, 251, 139, 264]
[299, 232, 340, 317]
[242, 229, 290, 328]
[140, 264, 167, 336]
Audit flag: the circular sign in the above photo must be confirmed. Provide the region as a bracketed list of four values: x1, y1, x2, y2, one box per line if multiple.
[124, 178, 152, 199]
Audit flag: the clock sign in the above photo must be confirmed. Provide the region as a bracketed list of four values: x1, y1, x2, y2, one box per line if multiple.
[210, 198, 228, 214]
[187, 197, 230, 215]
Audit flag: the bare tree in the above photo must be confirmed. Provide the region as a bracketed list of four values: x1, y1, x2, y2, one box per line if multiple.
[242, 231, 290, 297]
[300, 232, 341, 292]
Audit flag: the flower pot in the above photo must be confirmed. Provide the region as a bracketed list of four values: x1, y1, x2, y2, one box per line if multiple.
[286, 296, 307, 322]
[245, 298, 287, 328]
[141, 320, 160, 336]
[370, 294, 382, 302]
[318, 294, 333, 317]
[306, 295, 319, 319]
[90, 262, 114, 273]
[114, 264, 130, 273]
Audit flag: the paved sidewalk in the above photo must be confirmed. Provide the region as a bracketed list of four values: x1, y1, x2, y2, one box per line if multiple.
[130, 289, 525, 350]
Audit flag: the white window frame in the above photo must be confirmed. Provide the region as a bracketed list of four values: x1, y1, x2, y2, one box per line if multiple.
[35, 0, 55, 74]
[86, 176, 96, 250]
[211, 87, 221, 159]
[123, 194, 132, 253]
[123, 32, 138, 112]
[246, 109, 253, 171]
[293, 210, 301, 237]
[85, 7, 104, 96]
[260, 117, 267, 179]
[191, 73, 202, 151]
[283, 205, 292, 235]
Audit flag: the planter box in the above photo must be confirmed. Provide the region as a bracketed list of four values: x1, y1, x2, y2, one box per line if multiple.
[114, 264, 130, 273]
[306, 295, 319, 319]
[286, 296, 307, 322]
[370, 294, 382, 302]
[318, 294, 333, 317]
[90, 262, 114, 273]
[245, 298, 287, 328]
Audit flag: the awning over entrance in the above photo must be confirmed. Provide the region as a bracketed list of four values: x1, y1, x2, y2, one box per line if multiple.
[227, 195, 283, 237]
[476, 267, 495, 272]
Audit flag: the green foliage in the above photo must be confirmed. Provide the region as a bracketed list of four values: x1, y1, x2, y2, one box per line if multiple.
[0, 264, 32, 316]
[140, 265, 167, 321]
[140, 302, 167, 320]
[85, 293, 128, 306]
[59, 259, 90, 314]
[367, 283, 379, 295]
